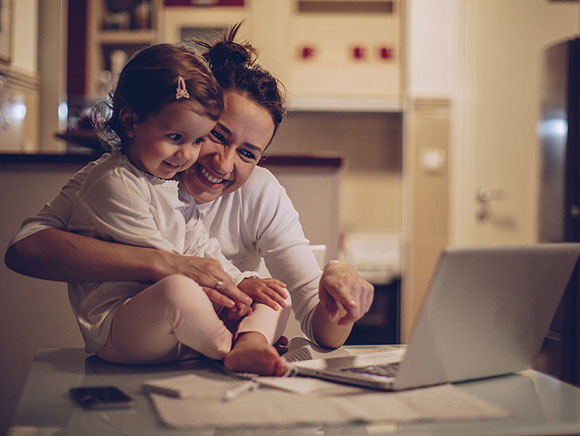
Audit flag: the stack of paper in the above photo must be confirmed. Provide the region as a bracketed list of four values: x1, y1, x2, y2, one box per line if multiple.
[146, 377, 508, 429]
[144, 372, 508, 429]
[143, 338, 508, 429]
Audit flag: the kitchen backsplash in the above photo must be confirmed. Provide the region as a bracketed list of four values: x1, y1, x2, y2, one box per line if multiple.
[271, 110, 403, 234]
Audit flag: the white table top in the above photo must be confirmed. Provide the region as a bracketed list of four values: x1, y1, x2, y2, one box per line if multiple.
[10, 347, 580, 435]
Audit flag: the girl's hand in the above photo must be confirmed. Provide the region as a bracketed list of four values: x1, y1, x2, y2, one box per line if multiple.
[167, 253, 252, 310]
[220, 303, 253, 323]
[238, 277, 288, 311]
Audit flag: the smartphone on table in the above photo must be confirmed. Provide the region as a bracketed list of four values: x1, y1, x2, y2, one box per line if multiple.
[70, 386, 135, 409]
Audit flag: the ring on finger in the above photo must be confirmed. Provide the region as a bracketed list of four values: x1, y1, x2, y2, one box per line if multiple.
[215, 280, 224, 290]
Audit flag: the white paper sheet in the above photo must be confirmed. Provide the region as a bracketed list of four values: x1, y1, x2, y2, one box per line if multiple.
[149, 383, 509, 429]
[143, 373, 240, 398]
[255, 375, 363, 395]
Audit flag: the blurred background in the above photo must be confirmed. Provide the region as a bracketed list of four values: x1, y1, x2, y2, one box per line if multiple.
[1, 1, 579, 433]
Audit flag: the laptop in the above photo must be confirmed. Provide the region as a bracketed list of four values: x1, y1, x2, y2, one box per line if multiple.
[290, 244, 580, 391]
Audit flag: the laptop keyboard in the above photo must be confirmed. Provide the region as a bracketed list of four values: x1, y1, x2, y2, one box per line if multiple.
[342, 362, 400, 378]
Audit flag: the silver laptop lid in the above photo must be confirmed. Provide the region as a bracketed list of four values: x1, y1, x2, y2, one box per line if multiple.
[394, 244, 579, 390]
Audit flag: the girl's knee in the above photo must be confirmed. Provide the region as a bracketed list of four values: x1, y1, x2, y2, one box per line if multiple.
[155, 274, 208, 305]
[157, 273, 200, 290]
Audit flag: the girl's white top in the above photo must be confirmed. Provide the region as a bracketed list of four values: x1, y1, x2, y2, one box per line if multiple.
[26, 152, 254, 353]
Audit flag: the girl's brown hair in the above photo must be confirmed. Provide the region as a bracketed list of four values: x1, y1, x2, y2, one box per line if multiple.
[97, 43, 223, 150]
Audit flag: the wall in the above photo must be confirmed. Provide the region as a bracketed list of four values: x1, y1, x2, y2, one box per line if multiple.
[38, 0, 68, 152]
[272, 164, 341, 260]
[0, 166, 85, 435]
[405, 0, 458, 96]
[402, 0, 456, 339]
[11, 0, 38, 73]
[402, 98, 450, 340]
[271, 111, 403, 235]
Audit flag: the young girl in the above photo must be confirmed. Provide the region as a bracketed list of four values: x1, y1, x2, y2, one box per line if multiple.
[66, 43, 290, 374]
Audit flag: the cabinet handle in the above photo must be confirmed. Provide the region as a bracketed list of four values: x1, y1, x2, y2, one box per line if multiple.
[570, 205, 580, 219]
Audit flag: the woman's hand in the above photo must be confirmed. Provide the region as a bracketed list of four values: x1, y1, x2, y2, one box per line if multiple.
[238, 277, 288, 311]
[165, 253, 252, 310]
[318, 260, 374, 326]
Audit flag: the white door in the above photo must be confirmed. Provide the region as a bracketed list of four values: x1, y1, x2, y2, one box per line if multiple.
[452, 0, 578, 246]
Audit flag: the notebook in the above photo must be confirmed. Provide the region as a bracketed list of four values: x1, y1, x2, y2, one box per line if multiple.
[290, 244, 580, 391]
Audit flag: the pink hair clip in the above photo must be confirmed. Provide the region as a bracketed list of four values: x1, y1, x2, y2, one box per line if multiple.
[176, 76, 190, 100]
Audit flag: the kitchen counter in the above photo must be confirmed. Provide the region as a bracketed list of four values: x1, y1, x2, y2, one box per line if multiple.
[0, 150, 343, 258]
[0, 151, 343, 169]
[0, 149, 342, 258]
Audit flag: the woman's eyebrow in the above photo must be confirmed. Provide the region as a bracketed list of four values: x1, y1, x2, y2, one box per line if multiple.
[215, 122, 232, 136]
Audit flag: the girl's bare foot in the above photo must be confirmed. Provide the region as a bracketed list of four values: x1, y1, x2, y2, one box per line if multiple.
[224, 332, 286, 376]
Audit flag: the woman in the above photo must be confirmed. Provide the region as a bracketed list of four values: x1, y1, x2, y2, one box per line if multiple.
[5, 25, 374, 366]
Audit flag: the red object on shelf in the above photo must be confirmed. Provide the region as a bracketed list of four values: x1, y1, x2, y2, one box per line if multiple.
[300, 45, 315, 59]
[352, 46, 366, 60]
[379, 46, 394, 60]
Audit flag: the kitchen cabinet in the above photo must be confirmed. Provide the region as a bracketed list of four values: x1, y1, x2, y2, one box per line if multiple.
[85, 0, 162, 100]
[288, 0, 402, 110]
[77, 1, 403, 111]
[161, 0, 403, 111]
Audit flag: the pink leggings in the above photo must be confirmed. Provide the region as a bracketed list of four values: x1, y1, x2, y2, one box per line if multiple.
[97, 274, 291, 365]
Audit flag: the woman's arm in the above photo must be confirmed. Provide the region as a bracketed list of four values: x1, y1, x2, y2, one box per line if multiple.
[6, 227, 172, 282]
[5, 227, 250, 308]
[239, 168, 374, 348]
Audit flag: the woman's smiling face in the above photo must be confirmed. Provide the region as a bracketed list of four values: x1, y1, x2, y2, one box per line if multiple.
[182, 90, 275, 203]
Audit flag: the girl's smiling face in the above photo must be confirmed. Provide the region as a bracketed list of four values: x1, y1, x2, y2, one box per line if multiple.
[182, 91, 275, 203]
[123, 101, 216, 180]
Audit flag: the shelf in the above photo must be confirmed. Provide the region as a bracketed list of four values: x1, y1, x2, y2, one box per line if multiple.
[287, 95, 403, 113]
[97, 30, 157, 44]
[85, 0, 162, 99]
[259, 154, 343, 169]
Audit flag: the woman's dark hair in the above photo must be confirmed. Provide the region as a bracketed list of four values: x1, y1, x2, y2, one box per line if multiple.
[96, 43, 223, 150]
[196, 23, 286, 141]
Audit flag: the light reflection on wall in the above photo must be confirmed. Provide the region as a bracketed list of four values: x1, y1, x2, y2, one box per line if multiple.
[0, 92, 31, 151]
[10, 97, 27, 123]
[537, 118, 568, 140]
[537, 111, 568, 243]
[0, 68, 40, 152]
[58, 102, 68, 124]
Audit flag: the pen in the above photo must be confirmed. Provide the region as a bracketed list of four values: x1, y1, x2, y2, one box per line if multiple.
[223, 380, 259, 401]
